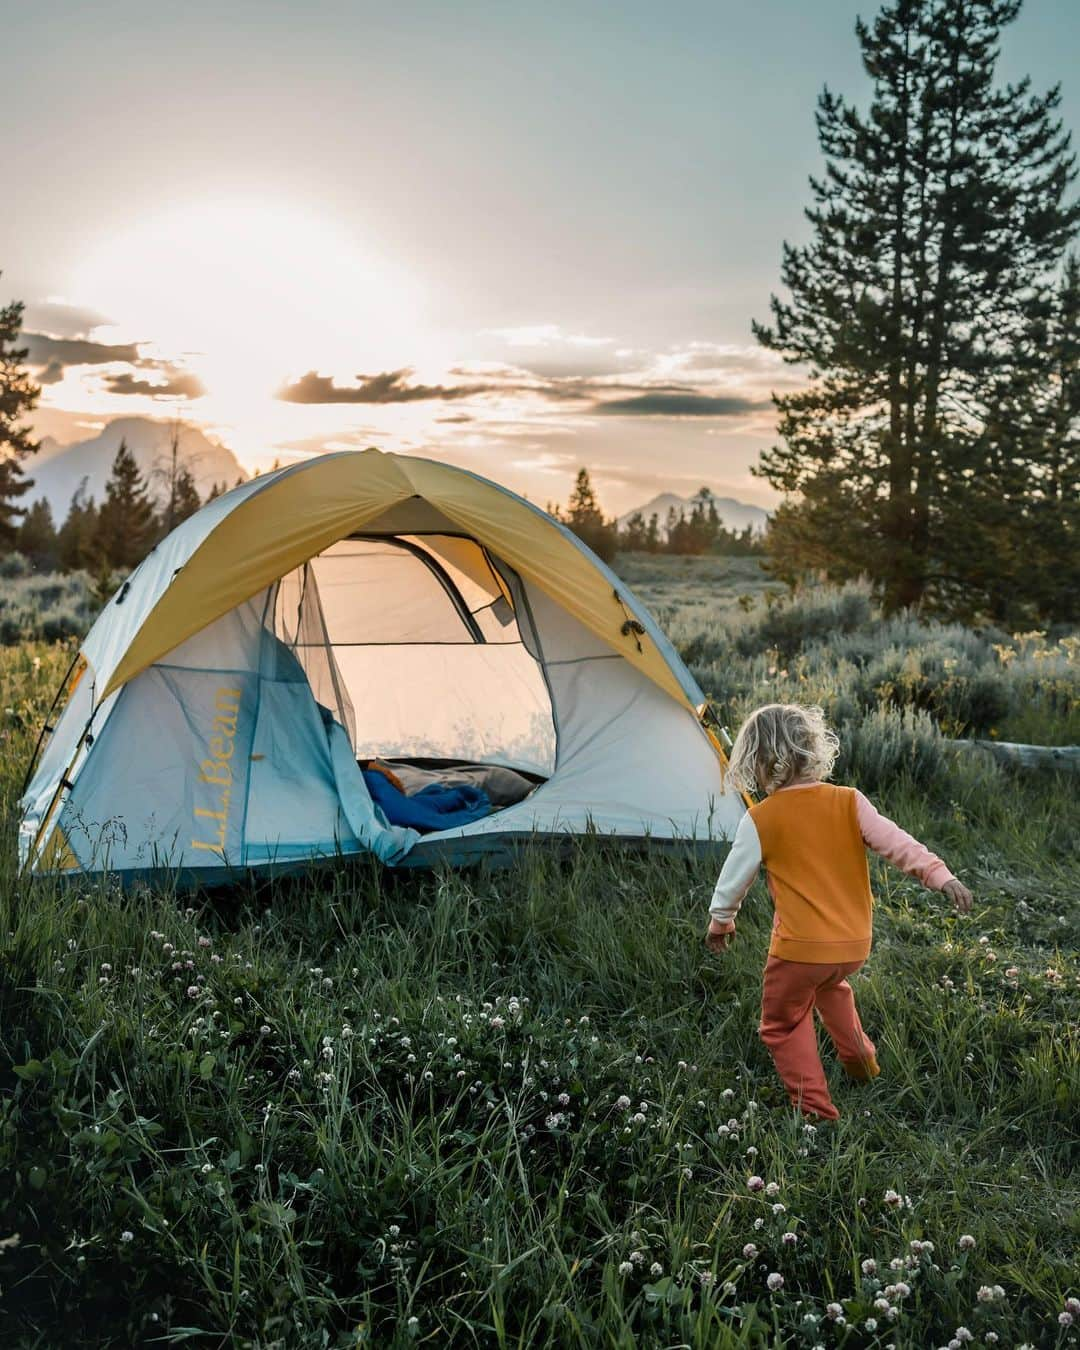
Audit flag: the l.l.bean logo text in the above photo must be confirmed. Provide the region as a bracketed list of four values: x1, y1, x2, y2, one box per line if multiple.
[191, 686, 241, 855]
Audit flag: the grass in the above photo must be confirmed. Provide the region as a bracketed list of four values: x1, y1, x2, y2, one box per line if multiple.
[1, 563, 1078, 1348]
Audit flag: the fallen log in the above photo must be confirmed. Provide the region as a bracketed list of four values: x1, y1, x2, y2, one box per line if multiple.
[945, 739, 1080, 774]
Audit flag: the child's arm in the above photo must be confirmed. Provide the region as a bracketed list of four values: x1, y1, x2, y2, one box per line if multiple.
[854, 790, 973, 913]
[705, 812, 762, 951]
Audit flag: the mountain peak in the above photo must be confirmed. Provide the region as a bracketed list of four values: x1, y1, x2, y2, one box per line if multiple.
[617, 489, 768, 537]
[25, 416, 246, 514]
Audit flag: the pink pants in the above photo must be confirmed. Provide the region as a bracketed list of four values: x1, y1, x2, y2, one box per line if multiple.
[758, 955, 878, 1120]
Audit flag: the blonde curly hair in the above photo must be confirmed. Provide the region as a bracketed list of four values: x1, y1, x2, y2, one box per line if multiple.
[726, 703, 840, 796]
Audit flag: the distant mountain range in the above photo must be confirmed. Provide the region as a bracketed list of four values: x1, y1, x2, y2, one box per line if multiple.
[26, 417, 246, 516]
[616, 490, 769, 537]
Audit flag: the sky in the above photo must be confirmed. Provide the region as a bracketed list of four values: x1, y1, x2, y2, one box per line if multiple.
[3, 0, 1079, 513]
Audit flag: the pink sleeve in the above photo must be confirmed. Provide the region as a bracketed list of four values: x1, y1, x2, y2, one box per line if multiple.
[853, 790, 955, 890]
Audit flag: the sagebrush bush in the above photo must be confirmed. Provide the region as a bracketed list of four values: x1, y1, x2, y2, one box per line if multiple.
[0, 567, 98, 646]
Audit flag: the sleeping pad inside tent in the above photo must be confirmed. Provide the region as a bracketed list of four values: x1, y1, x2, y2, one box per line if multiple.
[18, 450, 745, 883]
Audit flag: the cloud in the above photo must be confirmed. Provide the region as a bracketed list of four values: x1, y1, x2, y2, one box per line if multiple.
[102, 368, 206, 399]
[21, 301, 111, 339]
[38, 360, 66, 385]
[21, 332, 141, 368]
[277, 369, 493, 404]
[591, 391, 768, 417]
[483, 324, 615, 348]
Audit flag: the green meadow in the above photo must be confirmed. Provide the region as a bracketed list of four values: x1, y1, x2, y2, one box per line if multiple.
[1, 558, 1077, 1348]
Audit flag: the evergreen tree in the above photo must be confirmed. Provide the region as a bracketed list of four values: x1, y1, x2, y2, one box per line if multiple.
[0, 279, 41, 550]
[951, 252, 1080, 622]
[57, 481, 100, 572]
[170, 466, 202, 527]
[16, 498, 57, 570]
[564, 467, 617, 562]
[620, 511, 649, 551]
[644, 513, 661, 553]
[96, 441, 158, 571]
[754, 0, 1080, 617]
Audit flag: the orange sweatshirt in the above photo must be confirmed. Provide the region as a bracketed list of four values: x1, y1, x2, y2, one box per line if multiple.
[708, 782, 954, 963]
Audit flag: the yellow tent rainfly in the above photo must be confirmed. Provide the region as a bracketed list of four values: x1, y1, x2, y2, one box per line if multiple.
[20, 450, 745, 882]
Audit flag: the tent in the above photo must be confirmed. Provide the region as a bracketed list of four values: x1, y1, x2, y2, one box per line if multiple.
[19, 450, 745, 882]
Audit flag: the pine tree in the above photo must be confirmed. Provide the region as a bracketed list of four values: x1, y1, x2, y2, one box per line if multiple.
[565, 467, 617, 562]
[620, 511, 649, 551]
[96, 441, 158, 571]
[16, 498, 57, 570]
[0, 279, 41, 550]
[57, 481, 100, 572]
[170, 467, 202, 527]
[754, 0, 1080, 617]
[953, 253, 1080, 622]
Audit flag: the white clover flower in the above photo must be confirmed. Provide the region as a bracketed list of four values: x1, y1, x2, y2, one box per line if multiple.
[976, 1286, 994, 1303]
[1060, 1312, 1075, 1327]
[753, 1218, 765, 1231]
[615, 1095, 631, 1110]
[782, 1232, 798, 1247]
[721, 1088, 735, 1100]
[120, 1230, 134, 1243]
[862, 1258, 877, 1275]
[746, 1175, 765, 1192]
[984, 1335, 998, 1345]
[742, 1243, 758, 1260]
[766, 1272, 784, 1291]
[764, 1181, 780, 1197]
[745, 1145, 758, 1158]
[874, 1298, 890, 1312]
[630, 1250, 646, 1265]
[954, 1329, 973, 1344]
[957, 1234, 976, 1251]
[771, 1203, 787, 1216]
[650, 1262, 663, 1276]
[826, 1303, 843, 1319]
[865, 1319, 878, 1332]
[682, 1167, 693, 1181]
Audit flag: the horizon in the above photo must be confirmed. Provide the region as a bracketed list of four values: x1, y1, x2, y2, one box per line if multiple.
[3, 0, 1079, 514]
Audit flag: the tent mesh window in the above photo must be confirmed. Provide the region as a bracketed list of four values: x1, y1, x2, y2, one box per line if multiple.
[271, 535, 557, 777]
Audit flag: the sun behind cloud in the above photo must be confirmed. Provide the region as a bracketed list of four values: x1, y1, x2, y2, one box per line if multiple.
[66, 200, 430, 454]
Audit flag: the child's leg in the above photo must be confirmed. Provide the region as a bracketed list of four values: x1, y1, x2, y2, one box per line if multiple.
[814, 962, 879, 1079]
[759, 956, 839, 1120]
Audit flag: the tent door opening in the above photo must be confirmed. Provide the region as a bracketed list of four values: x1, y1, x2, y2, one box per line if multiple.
[271, 533, 558, 798]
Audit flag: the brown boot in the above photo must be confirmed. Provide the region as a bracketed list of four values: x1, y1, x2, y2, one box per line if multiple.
[841, 1054, 880, 1082]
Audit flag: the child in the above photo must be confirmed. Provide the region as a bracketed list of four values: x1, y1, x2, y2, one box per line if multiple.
[706, 703, 972, 1120]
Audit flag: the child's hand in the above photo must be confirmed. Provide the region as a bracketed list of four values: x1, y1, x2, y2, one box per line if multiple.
[705, 917, 736, 953]
[942, 878, 974, 914]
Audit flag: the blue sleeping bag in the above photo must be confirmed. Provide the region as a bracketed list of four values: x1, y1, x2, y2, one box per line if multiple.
[362, 769, 492, 833]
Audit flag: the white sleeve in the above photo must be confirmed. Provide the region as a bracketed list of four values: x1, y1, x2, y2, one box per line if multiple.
[708, 812, 762, 923]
